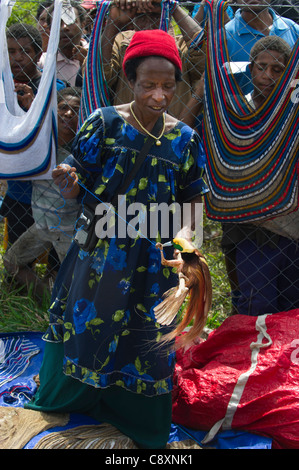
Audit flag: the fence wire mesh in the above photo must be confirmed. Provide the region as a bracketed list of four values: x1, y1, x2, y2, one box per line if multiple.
[0, 0, 298, 328]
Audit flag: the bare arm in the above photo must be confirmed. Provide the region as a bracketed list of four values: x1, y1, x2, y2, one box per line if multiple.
[102, 0, 203, 65]
[101, 4, 136, 65]
[194, 0, 232, 27]
[172, 3, 202, 42]
[193, 1, 206, 26]
[179, 73, 205, 128]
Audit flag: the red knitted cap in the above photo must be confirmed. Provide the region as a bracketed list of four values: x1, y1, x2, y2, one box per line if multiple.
[122, 29, 182, 75]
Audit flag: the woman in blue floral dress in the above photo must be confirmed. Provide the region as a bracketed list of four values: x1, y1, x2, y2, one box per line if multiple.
[25, 30, 208, 448]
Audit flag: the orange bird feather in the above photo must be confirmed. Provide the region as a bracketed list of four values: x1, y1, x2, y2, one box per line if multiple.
[154, 239, 212, 349]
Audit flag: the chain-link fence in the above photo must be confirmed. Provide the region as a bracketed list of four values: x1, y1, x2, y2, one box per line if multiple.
[0, 0, 298, 328]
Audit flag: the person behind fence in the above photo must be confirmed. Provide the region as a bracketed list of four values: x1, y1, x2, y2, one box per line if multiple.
[38, 0, 87, 87]
[192, 0, 234, 27]
[225, 0, 299, 63]
[3, 87, 81, 299]
[24, 29, 208, 449]
[80, 1, 98, 41]
[221, 35, 299, 317]
[270, 0, 299, 24]
[0, 24, 47, 250]
[181, 0, 299, 128]
[0, 23, 65, 279]
[36, 0, 53, 53]
[101, 0, 206, 119]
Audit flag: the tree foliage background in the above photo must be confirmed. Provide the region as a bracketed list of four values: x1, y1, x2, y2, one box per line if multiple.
[7, 1, 39, 27]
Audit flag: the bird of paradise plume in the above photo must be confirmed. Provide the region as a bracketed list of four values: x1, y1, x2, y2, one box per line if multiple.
[154, 237, 212, 349]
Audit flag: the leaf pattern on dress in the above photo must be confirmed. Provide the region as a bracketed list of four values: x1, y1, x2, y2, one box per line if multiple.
[44, 107, 208, 396]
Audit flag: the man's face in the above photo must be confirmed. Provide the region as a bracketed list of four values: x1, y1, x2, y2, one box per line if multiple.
[57, 95, 80, 144]
[37, 7, 51, 49]
[250, 49, 286, 100]
[7, 36, 41, 81]
[59, 7, 82, 52]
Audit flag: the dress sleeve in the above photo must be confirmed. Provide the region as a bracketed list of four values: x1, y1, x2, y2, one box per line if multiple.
[67, 109, 105, 193]
[178, 127, 209, 203]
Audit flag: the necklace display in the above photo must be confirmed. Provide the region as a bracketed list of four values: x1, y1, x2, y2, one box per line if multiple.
[130, 101, 165, 146]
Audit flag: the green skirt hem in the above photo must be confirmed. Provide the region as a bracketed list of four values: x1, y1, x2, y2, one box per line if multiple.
[25, 341, 172, 449]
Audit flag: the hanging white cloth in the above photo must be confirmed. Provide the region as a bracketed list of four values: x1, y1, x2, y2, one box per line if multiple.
[0, 0, 62, 180]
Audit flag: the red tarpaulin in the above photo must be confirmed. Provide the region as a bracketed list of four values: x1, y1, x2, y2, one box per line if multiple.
[172, 310, 299, 449]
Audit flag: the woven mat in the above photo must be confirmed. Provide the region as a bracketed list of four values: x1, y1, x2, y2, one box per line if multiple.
[33, 422, 202, 449]
[0, 407, 69, 449]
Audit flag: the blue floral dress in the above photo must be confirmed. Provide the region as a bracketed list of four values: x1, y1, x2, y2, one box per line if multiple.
[44, 106, 208, 397]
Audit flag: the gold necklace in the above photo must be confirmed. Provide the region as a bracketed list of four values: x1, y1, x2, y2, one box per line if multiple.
[130, 101, 165, 146]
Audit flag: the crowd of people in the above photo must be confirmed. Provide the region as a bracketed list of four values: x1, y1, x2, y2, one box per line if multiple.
[0, 0, 298, 449]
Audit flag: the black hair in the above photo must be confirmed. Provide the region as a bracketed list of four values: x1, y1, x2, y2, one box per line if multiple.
[57, 86, 82, 103]
[47, 1, 86, 25]
[36, 0, 54, 20]
[124, 56, 182, 83]
[250, 35, 292, 65]
[6, 23, 43, 55]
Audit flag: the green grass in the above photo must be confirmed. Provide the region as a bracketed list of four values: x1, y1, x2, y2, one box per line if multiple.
[201, 218, 232, 329]
[0, 280, 51, 333]
[0, 219, 51, 333]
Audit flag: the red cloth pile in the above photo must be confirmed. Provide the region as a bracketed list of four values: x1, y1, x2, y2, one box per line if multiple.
[172, 310, 299, 449]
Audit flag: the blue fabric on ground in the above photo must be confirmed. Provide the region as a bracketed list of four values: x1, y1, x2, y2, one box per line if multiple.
[0, 331, 272, 449]
[0, 332, 44, 407]
[168, 424, 272, 449]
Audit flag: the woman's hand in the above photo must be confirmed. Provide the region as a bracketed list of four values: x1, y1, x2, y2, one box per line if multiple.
[52, 164, 80, 199]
